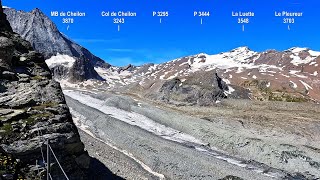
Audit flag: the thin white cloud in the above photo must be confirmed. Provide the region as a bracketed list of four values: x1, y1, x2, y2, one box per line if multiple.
[105, 48, 134, 52]
[2, 6, 11, 9]
[73, 38, 120, 43]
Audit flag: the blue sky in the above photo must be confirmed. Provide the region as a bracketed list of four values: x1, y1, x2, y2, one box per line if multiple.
[3, 0, 320, 66]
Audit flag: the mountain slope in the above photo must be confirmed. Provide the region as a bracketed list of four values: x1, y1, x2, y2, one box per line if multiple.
[3, 7, 109, 82]
[93, 47, 320, 104]
[0, 2, 91, 178]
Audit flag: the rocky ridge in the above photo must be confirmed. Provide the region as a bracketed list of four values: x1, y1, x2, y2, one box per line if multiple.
[94, 47, 320, 105]
[0, 1, 90, 179]
[4, 7, 109, 82]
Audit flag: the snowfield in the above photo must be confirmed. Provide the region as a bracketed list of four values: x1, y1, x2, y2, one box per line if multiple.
[45, 54, 76, 68]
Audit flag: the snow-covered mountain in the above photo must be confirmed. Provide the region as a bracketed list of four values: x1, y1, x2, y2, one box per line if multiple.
[3, 7, 109, 82]
[91, 46, 320, 105]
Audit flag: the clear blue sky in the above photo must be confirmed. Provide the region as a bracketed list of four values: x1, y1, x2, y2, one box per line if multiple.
[3, 0, 320, 66]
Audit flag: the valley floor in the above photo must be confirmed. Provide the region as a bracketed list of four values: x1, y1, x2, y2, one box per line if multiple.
[64, 89, 320, 180]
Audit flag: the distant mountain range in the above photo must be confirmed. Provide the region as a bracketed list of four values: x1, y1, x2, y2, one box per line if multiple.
[98, 46, 320, 105]
[4, 7, 320, 104]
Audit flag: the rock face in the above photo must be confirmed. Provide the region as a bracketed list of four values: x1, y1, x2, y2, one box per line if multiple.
[3, 7, 109, 82]
[69, 56, 104, 82]
[0, 3, 90, 179]
[0, 2, 12, 32]
[3, 8, 109, 67]
[157, 71, 245, 106]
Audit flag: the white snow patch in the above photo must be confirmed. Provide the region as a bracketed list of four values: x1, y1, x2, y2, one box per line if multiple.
[167, 72, 179, 80]
[299, 80, 313, 90]
[314, 71, 318, 76]
[309, 50, 320, 57]
[290, 81, 297, 89]
[252, 75, 257, 79]
[289, 47, 307, 53]
[189, 47, 258, 71]
[223, 78, 231, 84]
[159, 72, 169, 80]
[289, 70, 308, 79]
[289, 48, 319, 66]
[281, 74, 290, 78]
[45, 54, 76, 68]
[224, 86, 235, 95]
[290, 54, 316, 66]
[236, 67, 244, 73]
[266, 82, 271, 88]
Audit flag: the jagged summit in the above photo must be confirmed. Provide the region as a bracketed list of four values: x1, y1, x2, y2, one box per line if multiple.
[31, 7, 42, 13]
[4, 7, 109, 82]
[231, 46, 251, 52]
[4, 7, 110, 66]
[286, 47, 309, 53]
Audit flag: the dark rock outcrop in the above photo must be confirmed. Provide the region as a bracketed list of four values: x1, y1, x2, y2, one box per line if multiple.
[158, 71, 230, 106]
[0, 2, 12, 32]
[69, 56, 104, 82]
[0, 2, 90, 179]
[49, 64, 70, 80]
[117, 64, 135, 74]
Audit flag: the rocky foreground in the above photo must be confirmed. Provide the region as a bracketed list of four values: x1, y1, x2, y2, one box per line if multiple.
[0, 2, 94, 179]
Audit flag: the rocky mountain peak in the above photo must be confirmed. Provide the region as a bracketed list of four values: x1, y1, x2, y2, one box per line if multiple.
[286, 47, 309, 53]
[4, 7, 110, 67]
[31, 8, 42, 14]
[30, 8, 53, 26]
[4, 7, 110, 82]
[229, 46, 255, 56]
